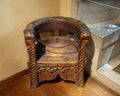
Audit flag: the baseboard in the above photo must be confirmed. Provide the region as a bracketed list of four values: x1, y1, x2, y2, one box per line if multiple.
[0, 68, 29, 89]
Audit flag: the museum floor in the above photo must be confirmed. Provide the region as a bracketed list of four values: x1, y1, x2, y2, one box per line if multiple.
[0, 74, 118, 96]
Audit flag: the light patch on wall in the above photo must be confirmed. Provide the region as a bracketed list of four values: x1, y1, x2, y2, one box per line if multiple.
[0, 0, 60, 81]
[0, 1, 16, 36]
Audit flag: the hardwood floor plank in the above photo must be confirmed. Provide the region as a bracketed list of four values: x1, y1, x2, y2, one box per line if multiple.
[0, 69, 29, 89]
[41, 84, 67, 96]
[86, 77, 118, 96]
[57, 81, 84, 96]
[0, 75, 119, 96]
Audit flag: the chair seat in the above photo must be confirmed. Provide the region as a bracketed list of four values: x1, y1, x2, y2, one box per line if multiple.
[37, 43, 78, 64]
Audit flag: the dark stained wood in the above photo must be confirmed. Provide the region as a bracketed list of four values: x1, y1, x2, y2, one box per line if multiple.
[0, 69, 29, 89]
[24, 16, 91, 88]
[0, 75, 119, 96]
[53, 29, 59, 36]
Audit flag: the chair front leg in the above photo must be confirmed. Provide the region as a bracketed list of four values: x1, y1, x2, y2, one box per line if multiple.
[25, 36, 39, 88]
[76, 39, 88, 87]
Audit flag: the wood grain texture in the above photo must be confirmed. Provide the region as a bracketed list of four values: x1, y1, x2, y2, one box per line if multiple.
[0, 75, 119, 96]
[0, 69, 29, 89]
[24, 16, 91, 88]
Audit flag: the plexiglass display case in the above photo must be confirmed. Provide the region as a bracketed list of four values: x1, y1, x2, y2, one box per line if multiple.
[72, 0, 120, 94]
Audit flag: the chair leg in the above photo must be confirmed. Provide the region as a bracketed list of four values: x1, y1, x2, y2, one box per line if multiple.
[28, 62, 38, 88]
[30, 71, 39, 88]
[29, 64, 39, 88]
[76, 70, 84, 87]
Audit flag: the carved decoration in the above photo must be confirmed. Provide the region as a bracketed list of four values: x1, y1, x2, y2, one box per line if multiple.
[23, 16, 90, 88]
[25, 36, 38, 88]
[76, 39, 89, 87]
[37, 65, 77, 73]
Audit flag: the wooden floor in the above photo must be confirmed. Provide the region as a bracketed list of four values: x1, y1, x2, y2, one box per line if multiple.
[0, 74, 119, 96]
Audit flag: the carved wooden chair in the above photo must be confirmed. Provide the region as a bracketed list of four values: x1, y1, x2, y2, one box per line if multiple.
[24, 17, 90, 88]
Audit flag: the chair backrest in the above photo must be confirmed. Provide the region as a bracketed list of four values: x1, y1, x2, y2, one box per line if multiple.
[24, 17, 90, 44]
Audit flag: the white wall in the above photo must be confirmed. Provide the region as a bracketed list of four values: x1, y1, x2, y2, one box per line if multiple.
[0, 0, 59, 81]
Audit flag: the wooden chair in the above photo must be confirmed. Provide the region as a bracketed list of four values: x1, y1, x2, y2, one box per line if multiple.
[23, 17, 90, 88]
